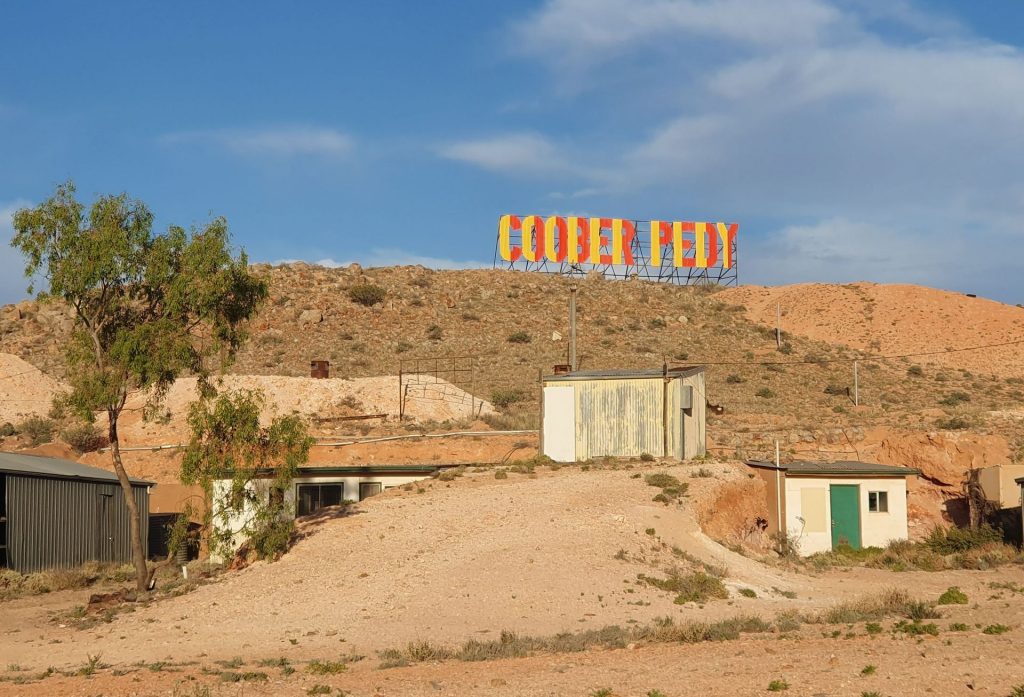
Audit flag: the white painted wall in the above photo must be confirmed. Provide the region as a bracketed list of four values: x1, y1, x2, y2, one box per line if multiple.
[542, 385, 576, 462]
[210, 472, 431, 561]
[784, 476, 909, 556]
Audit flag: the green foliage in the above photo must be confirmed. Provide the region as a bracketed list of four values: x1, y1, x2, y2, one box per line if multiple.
[860, 665, 876, 675]
[982, 623, 1010, 635]
[935, 415, 974, 430]
[17, 416, 54, 446]
[894, 620, 939, 636]
[490, 388, 527, 409]
[739, 588, 757, 598]
[1007, 686, 1024, 697]
[307, 686, 332, 696]
[11, 183, 267, 589]
[506, 330, 532, 344]
[638, 570, 729, 604]
[926, 525, 1002, 555]
[347, 283, 386, 306]
[181, 389, 314, 561]
[307, 659, 348, 674]
[644, 473, 681, 488]
[907, 365, 924, 377]
[0, 422, 15, 437]
[948, 623, 968, 631]
[61, 422, 105, 452]
[640, 452, 656, 462]
[767, 679, 789, 691]
[937, 587, 968, 605]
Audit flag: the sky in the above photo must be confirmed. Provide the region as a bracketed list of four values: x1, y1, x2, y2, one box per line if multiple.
[2, 0, 1024, 303]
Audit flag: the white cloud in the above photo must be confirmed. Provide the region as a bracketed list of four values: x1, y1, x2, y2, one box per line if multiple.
[0, 200, 33, 305]
[439, 133, 573, 176]
[161, 126, 354, 157]
[275, 248, 488, 271]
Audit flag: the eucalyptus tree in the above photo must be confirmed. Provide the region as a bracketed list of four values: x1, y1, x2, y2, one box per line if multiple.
[11, 182, 267, 590]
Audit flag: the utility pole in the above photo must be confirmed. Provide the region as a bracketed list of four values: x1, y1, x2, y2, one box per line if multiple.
[776, 303, 782, 349]
[854, 360, 859, 407]
[569, 282, 578, 371]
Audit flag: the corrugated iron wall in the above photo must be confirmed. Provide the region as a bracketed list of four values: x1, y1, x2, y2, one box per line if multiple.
[5, 475, 148, 573]
[575, 378, 664, 460]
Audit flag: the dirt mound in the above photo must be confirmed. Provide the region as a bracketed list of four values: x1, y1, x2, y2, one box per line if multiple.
[0, 353, 66, 424]
[116, 374, 495, 447]
[721, 282, 1024, 377]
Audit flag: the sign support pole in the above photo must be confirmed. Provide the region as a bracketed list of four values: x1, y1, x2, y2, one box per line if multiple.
[569, 283, 578, 371]
[854, 360, 859, 407]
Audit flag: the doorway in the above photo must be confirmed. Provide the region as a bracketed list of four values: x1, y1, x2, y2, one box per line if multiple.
[829, 484, 862, 549]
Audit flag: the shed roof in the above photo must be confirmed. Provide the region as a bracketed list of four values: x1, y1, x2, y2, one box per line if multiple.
[746, 460, 919, 477]
[0, 451, 152, 485]
[544, 366, 705, 382]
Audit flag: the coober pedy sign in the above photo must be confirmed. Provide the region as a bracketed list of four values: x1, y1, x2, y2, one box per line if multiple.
[494, 215, 739, 285]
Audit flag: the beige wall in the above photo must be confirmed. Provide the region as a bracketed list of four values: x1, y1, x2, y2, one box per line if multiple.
[976, 465, 1024, 509]
[784, 476, 909, 556]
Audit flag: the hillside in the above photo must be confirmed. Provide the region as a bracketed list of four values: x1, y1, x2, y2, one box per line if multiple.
[721, 282, 1024, 378]
[2, 266, 1024, 506]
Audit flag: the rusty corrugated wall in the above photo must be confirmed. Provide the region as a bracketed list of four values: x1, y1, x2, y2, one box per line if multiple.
[4, 474, 148, 573]
[575, 377, 664, 461]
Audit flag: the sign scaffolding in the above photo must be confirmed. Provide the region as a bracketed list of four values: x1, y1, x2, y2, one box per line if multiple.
[492, 215, 738, 286]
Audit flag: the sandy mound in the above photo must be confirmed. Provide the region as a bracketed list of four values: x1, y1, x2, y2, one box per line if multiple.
[720, 282, 1024, 377]
[0, 353, 66, 424]
[117, 374, 495, 446]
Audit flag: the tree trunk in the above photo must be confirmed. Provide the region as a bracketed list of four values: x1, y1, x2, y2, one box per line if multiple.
[107, 411, 149, 592]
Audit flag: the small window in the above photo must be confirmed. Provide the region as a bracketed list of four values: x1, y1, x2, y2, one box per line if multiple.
[868, 491, 889, 513]
[296, 483, 344, 516]
[359, 482, 383, 501]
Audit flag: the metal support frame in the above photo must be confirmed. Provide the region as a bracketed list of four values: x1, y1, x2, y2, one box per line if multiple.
[398, 355, 479, 420]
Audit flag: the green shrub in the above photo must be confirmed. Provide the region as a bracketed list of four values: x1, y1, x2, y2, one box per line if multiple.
[307, 659, 347, 674]
[248, 518, 295, 561]
[307, 685, 332, 695]
[494, 469, 508, 479]
[645, 473, 681, 488]
[755, 388, 775, 399]
[638, 570, 729, 604]
[725, 374, 745, 384]
[860, 664, 876, 676]
[982, 624, 1010, 635]
[347, 283, 386, 306]
[18, 416, 54, 446]
[778, 342, 793, 354]
[767, 679, 789, 691]
[640, 452, 655, 462]
[926, 525, 1002, 555]
[739, 588, 757, 598]
[937, 587, 968, 605]
[907, 365, 924, 377]
[506, 330, 531, 344]
[939, 391, 971, 406]
[491, 388, 527, 409]
[948, 622, 968, 631]
[648, 318, 667, 330]
[894, 620, 939, 636]
[425, 324, 443, 341]
[935, 416, 973, 430]
[823, 383, 847, 395]
[61, 423, 105, 453]
[0, 422, 15, 437]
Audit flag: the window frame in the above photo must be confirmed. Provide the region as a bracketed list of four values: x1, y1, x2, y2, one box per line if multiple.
[867, 490, 889, 513]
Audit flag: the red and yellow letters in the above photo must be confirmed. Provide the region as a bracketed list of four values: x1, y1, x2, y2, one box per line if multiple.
[499, 215, 736, 269]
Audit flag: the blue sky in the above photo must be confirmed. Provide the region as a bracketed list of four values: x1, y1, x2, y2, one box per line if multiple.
[2, 0, 1023, 303]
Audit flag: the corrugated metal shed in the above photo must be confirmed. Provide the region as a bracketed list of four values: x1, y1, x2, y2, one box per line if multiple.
[541, 367, 707, 462]
[0, 451, 149, 572]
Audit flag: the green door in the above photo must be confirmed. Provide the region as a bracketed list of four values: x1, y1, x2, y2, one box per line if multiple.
[829, 485, 862, 549]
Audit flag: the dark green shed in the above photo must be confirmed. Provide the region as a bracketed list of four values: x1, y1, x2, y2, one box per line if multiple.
[0, 451, 150, 572]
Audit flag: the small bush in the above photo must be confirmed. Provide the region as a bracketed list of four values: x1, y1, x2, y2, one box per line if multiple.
[778, 342, 793, 355]
[935, 416, 973, 430]
[823, 383, 847, 396]
[739, 588, 757, 598]
[0, 422, 15, 437]
[768, 679, 789, 691]
[248, 518, 295, 560]
[894, 620, 939, 636]
[937, 587, 968, 605]
[644, 473, 681, 488]
[18, 416, 54, 446]
[494, 469, 508, 480]
[907, 365, 924, 377]
[307, 686, 332, 695]
[507, 330, 532, 344]
[755, 388, 775, 399]
[307, 659, 347, 674]
[640, 452, 655, 462]
[425, 324, 443, 341]
[61, 423, 105, 453]
[347, 283, 386, 307]
[860, 664, 876, 676]
[725, 374, 745, 384]
[926, 525, 1002, 555]
[648, 318, 667, 330]
[948, 622, 969, 631]
[491, 388, 527, 409]
[639, 570, 729, 604]
[982, 624, 1010, 635]
[939, 391, 971, 406]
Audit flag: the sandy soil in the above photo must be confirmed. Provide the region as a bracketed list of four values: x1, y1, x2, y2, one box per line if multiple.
[721, 282, 1024, 377]
[3, 463, 1022, 696]
[0, 353, 66, 424]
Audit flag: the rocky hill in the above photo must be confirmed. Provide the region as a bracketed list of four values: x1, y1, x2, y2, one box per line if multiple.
[1, 264, 1023, 487]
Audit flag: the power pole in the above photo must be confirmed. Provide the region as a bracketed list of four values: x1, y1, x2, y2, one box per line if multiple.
[854, 360, 859, 407]
[569, 283, 578, 371]
[776, 303, 782, 349]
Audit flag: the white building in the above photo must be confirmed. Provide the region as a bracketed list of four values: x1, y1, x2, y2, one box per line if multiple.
[746, 460, 919, 556]
[210, 465, 437, 561]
